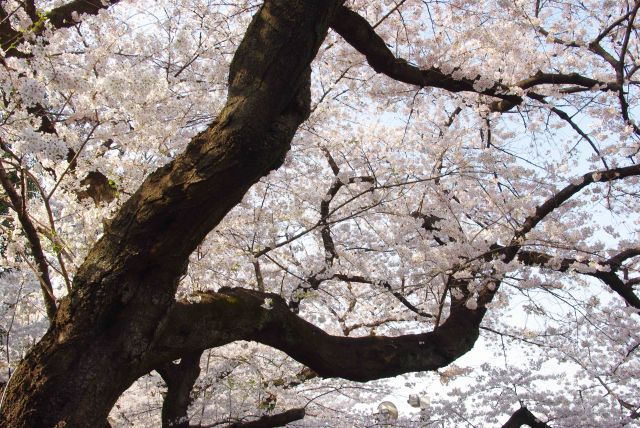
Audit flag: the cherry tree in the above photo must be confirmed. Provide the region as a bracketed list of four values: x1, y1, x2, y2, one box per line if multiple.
[0, 0, 639, 426]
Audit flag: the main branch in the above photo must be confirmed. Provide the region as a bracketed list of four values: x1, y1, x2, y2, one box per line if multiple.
[150, 287, 483, 382]
[329, 6, 617, 108]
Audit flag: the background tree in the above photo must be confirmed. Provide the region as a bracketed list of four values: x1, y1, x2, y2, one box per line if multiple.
[0, 0, 639, 426]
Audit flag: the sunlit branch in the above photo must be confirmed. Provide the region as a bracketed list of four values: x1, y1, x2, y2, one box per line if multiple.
[546, 104, 608, 170]
[515, 71, 619, 92]
[331, 6, 618, 110]
[0, 158, 56, 320]
[330, 6, 520, 102]
[536, 26, 619, 68]
[593, 6, 639, 45]
[513, 248, 640, 308]
[372, 0, 409, 29]
[480, 326, 545, 348]
[342, 317, 411, 336]
[617, 1, 640, 136]
[339, 273, 435, 317]
[19, 168, 73, 292]
[512, 164, 640, 245]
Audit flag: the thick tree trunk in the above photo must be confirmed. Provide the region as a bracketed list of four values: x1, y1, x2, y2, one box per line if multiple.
[0, 1, 341, 426]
